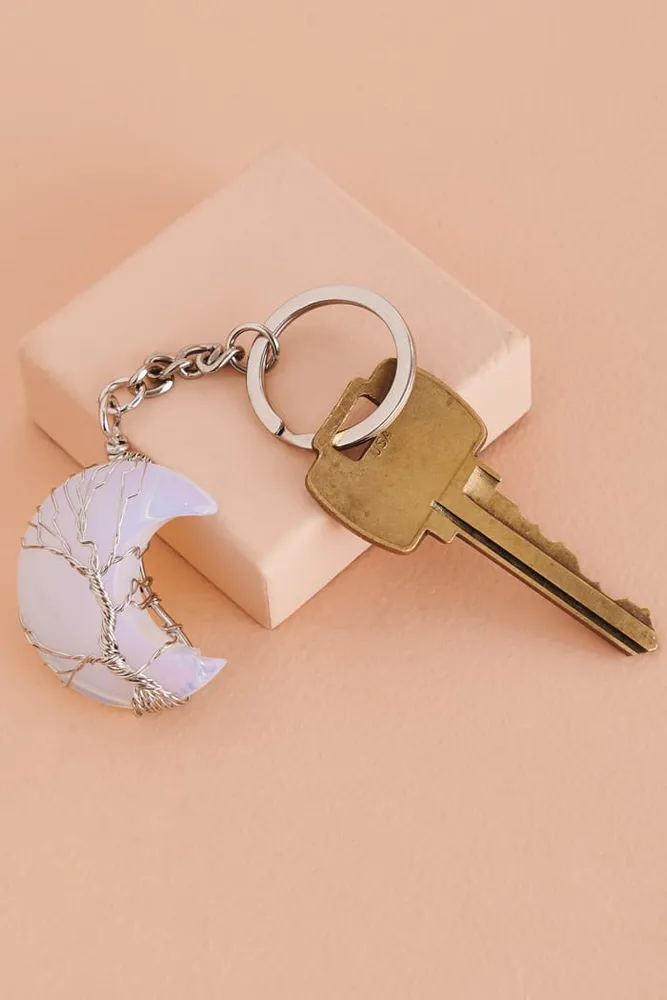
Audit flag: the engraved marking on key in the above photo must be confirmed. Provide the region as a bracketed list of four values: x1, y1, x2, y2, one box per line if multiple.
[308, 359, 658, 655]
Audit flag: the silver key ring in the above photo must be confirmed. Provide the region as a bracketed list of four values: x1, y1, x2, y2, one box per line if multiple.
[245, 285, 416, 450]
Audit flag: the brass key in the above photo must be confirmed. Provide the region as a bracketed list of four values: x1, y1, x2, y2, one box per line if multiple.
[307, 359, 657, 654]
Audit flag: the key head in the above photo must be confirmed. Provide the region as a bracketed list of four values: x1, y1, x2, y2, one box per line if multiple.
[308, 359, 488, 552]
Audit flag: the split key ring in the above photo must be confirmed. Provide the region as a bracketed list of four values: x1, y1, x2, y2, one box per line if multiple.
[245, 285, 416, 450]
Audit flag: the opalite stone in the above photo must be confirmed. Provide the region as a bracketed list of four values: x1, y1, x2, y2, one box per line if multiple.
[18, 458, 226, 709]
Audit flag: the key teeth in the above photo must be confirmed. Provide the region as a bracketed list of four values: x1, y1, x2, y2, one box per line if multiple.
[532, 536, 655, 630]
[476, 490, 656, 631]
[547, 538, 584, 577]
[616, 599, 654, 630]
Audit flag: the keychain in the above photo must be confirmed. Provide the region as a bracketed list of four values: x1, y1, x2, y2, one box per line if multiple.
[17, 288, 416, 714]
[18, 286, 657, 716]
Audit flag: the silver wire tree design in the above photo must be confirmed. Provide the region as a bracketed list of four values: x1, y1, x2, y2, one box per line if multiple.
[20, 457, 188, 714]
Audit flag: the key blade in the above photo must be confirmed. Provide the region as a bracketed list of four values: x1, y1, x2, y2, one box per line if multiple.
[428, 463, 658, 654]
[465, 464, 654, 629]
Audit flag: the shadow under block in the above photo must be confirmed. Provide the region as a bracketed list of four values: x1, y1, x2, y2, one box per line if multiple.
[19, 149, 531, 627]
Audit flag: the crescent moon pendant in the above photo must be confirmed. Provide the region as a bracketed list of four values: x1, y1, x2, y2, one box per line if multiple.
[17, 456, 226, 714]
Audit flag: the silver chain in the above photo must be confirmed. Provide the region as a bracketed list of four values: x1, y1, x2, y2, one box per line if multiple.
[98, 323, 280, 457]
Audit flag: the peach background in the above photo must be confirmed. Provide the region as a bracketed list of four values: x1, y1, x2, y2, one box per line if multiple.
[1, 2, 666, 998]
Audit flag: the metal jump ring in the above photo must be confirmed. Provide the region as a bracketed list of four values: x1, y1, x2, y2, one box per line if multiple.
[245, 285, 416, 450]
[99, 393, 122, 437]
[226, 323, 280, 375]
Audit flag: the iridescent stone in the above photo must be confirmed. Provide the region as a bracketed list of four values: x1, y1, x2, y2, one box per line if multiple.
[18, 458, 226, 711]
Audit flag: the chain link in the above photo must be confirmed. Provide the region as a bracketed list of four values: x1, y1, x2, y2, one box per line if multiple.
[98, 324, 279, 456]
